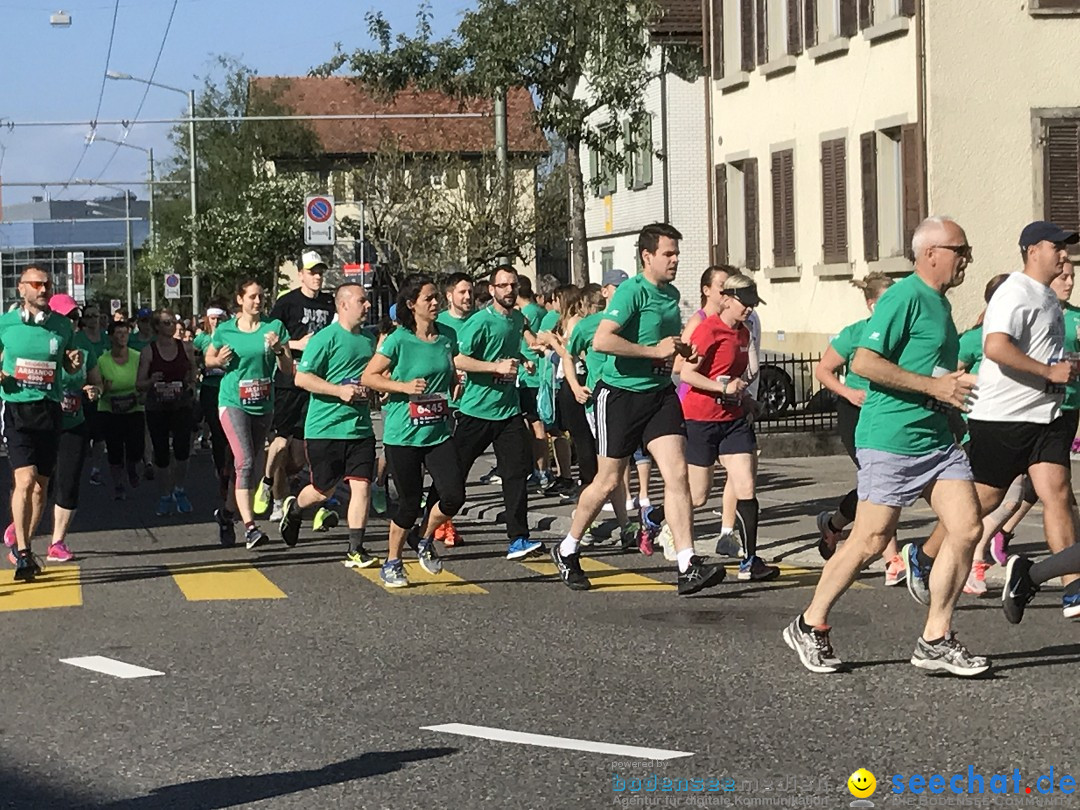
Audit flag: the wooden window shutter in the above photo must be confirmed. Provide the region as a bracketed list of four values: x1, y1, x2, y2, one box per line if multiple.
[821, 143, 835, 262]
[623, 120, 635, 189]
[756, 0, 769, 65]
[745, 158, 760, 270]
[1044, 119, 1080, 235]
[839, 0, 858, 35]
[900, 123, 926, 260]
[822, 139, 848, 264]
[899, 0, 915, 16]
[861, 132, 879, 262]
[772, 149, 795, 267]
[711, 0, 725, 79]
[787, 0, 803, 54]
[804, 0, 818, 48]
[858, 0, 874, 29]
[741, 0, 756, 70]
[639, 117, 654, 188]
[589, 147, 600, 195]
[716, 164, 729, 265]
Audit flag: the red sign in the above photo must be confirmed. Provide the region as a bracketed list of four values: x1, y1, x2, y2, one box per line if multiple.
[343, 263, 362, 276]
[72, 263, 84, 285]
[306, 197, 333, 223]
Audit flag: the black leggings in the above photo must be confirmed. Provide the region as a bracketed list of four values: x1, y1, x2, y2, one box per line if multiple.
[102, 411, 146, 466]
[54, 423, 89, 510]
[558, 380, 598, 487]
[836, 398, 860, 521]
[146, 407, 194, 468]
[385, 440, 466, 532]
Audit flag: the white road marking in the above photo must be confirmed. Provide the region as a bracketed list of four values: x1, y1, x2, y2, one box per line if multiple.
[420, 723, 692, 760]
[60, 656, 164, 679]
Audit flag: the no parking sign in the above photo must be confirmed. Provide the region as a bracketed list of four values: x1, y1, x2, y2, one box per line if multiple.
[304, 195, 335, 246]
[164, 273, 181, 300]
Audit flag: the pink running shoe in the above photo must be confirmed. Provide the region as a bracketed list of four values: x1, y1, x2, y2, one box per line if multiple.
[3, 523, 15, 549]
[1072, 437, 1080, 455]
[963, 561, 991, 597]
[990, 531, 1012, 567]
[47, 542, 73, 563]
[6, 550, 15, 566]
[884, 555, 906, 587]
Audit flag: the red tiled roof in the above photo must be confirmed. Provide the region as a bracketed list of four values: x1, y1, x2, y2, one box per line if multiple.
[651, 0, 704, 38]
[249, 76, 549, 157]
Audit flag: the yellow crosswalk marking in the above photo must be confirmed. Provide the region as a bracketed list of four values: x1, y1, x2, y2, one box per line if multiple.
[346, 560, 488, 594]
[0, 566, 82, 611]
[523, 556, 675, 591]
[170, 563, 286, 601]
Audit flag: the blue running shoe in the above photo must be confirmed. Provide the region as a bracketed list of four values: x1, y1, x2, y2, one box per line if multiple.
[156, 495, 175, 517]
[506, 537, 543, 560]
[1063, 590, 1080, 619]
[901, 542, 931, 606]
[173, 488, 193, 514]
[380, 560, 408, 589]
[416, 538, 443, 575]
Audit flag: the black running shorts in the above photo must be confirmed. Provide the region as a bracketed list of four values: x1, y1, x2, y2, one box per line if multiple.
[305, 436, 376, 495]
[592, 381, 685, 460]
[967, 412, 1075, 489]
[271, 387, 310, 440]
[685, 417, 757, 467]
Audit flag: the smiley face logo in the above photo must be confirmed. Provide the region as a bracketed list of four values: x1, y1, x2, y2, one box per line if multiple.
[848, 769, 876, 799]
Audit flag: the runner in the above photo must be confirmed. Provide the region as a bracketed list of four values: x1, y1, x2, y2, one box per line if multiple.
[812, 273, 905, 585]
[0, 266, 82, 580]
[783, 215, 989, 676]
[679, 273, 778, 581]
[75, 303, 108, 487]
[551, 223, 725, 594]
[205, 279, 292, 550]
[193, 302, 238, 545]
[98, 320, 146, 501]
[516, 275, 549, 490]
[281, 283, 379, 566]
[908, 222, 1080, 616]
[127, 308, 155, 352]
[361, 274, 466, 588]
[257, 250, 335, 521]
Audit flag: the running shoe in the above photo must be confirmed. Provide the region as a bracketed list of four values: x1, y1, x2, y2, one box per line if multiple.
[279, 496, 301, 548]
[783, 616, 843, 674]
[551, 542, 590, 591]
[638, 507, 661, 556]
[344, 548, 379, 569]
[1073, 437, 1080, 455]
[3, 523, 15, 549]
[253, 480, 272, 517]
[47, 542, 74, 563]
[312, 507, 339, 532]
[558, 484, 581, 505]
[13, 549, 40, 582]
[434, 520, 463, 547]
[990, 530, 1013, 567]
[215, 509, 236, 548]
[244, 525, 269, 551]
[380, 560, 408, 589]
[901, 542, 932, 607]
[816, 511, 841, 560]
[1063, 589, 1080, 619]
[714, 530, 742, 559]
[658, 523, 677, 561]
[478, 467, 502, 485]
[526, 471, 547, 492]
[269, 499, 285, 523]
[738, 555, 780, 582]
[963, 561, 990, 597]
[547, 477, 576, 497]
[371, 484, 389, 516]
[578, 524, 597, 547]
[6, 550, 15, 566]
[156, 495, 176, 517]
[89, 467, 103, 487]
[507, 537, 543, 560]
[1002, 555, 1038, 624]
[173, 488, 193, 514]
[416, 537, 443, 575]
[677, 556, 726, 596]
[884, 555, 907, 587]
[910, 633, 990, 677]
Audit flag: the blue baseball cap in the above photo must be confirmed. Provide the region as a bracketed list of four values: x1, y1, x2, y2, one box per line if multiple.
[602, 268, 629, 287]
[136, 307, 152, 319]
[388, 303, 398, 322]
[1020, 221, 1079, 250]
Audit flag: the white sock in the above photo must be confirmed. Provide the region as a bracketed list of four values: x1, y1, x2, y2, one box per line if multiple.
[720, 527, 734, 537]
[677, 548, 695, 572]
[559, 534, 580, 557]
[625, 498, 636, 511]
[639, 497, 652, 509]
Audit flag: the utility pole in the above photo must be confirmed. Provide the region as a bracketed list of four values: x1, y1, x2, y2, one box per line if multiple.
[494, 88, 510, 265]
[188, 89, 199, 315]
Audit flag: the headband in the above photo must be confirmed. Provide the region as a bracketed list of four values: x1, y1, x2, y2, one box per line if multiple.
[206, 307, 227, 317]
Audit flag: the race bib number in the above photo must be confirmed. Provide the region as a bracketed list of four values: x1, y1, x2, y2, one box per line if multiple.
[238, 377, 271, 406]
[652, 358, 674, 377]
[1046, 381, 1067, 395]
[205, 367, 225, 378]
[923, 365, 957, 414]
[408, 394, 449, 426]
[61, 390, 82, 415]
[492, 371, 516, 385]
[154, 381, 184, 402]
[14, 358, 56, 390]
[111, 393, 137, 414]
[340, 377, 370, 402]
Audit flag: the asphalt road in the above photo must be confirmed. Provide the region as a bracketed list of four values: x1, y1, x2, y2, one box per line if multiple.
[0, 442, 1077, 810]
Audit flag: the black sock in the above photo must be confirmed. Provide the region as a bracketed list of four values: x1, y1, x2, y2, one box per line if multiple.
[916, 545, 935, 569]
[827, 515, 843, 533]
[262, 476, 272, 488]
[735, 498, 760, 558]
[924, 636, 945, 645]
[349, 528, 366, 553]
[798, 614, 813, 633]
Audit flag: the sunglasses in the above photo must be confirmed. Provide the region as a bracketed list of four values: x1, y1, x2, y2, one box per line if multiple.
[935, 245, 973, 261]
[21, 280, 51, 291]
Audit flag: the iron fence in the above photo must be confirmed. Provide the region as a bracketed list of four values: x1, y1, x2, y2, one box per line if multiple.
[752, 351, 838, 435]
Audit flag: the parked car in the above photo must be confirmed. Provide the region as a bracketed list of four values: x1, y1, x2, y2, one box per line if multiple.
[756, 351, 829, 417]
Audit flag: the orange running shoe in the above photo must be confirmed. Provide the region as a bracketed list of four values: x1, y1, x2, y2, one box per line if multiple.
[440, 520, 463, 547]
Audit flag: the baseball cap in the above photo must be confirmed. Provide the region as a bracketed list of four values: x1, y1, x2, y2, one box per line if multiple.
[49, 293, 79, 316]
[1019, 221, 1079, 250]
[301, 250, 328, 272]
[602, 268, 629, 287]
[388, 303, 398, 322]
[725, 284, 766, 308]
[136, 307, 152, 319]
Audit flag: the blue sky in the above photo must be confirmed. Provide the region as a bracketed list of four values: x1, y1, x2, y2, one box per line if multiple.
[0, 0, 472, 208]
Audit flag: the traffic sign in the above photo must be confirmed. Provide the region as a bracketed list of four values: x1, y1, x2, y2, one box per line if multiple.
[67, 251, 86, 304]
[164, 273, 181, 300]
[304, 195, 335, 246]
[110, 299, 122, 315]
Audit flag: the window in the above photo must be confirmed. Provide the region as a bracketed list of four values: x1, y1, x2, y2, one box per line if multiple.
[1042, 118, 1080, 235]
[715, 159, 760, 270]
[860, 124, 923, 262]
[711, 0, 725, 78]
[601, 247, 615, 276]
[1031, 0, 1080, 14]
[771, 149, 796, 267]
[859, 0, 914, 27]
[752, 0, 805, 63]
[805, 0, 857, 45]
[821, 138, 848, 264]
[624, 116, 654, 191]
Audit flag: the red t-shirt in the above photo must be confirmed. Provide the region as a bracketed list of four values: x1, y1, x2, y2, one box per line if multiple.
[681, 315, 750, 422]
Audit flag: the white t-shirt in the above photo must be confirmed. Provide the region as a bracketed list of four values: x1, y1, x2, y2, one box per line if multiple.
[969, 272, 1065, 424]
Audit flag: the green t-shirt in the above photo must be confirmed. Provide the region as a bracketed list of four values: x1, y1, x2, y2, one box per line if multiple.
[0, 310, 75, 404]
[297, 322, 376, 440]
[73, 330, 107, 363]
[60, 348, 97, 430]
[830, 318, 871, 392]
[957, 326, 983, 376]
[599, 273, 682, 392]
[377, 325, 458, 447]
[193, 331, 225, 389]
[211, 318, 289, 415]
[854, 273, 960, 455]
[1063, 304, 1080, 411]
[457, 305, 527, 421]
[128, 330, 154, 354]
[436, 309, 472, 408]
[98, 349, 143, 414]
[517, 301, 547, 388]
[567, 312, 607, 397]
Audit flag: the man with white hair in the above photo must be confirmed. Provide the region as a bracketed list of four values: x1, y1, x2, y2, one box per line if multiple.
[784, 215, 989, 677]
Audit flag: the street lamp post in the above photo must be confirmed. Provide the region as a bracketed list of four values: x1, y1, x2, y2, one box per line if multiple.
[106, 71, 199, 313]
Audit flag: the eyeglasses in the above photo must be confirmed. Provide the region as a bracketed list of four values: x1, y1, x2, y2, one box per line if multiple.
[934, 245, 973, 261]
[21, 280, 51, 291]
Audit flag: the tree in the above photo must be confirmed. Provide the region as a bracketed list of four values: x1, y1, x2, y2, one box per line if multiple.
[318, 1, 700, 285]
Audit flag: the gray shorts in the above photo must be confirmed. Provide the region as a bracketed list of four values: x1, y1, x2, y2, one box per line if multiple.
[856, 444, 973, 507]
